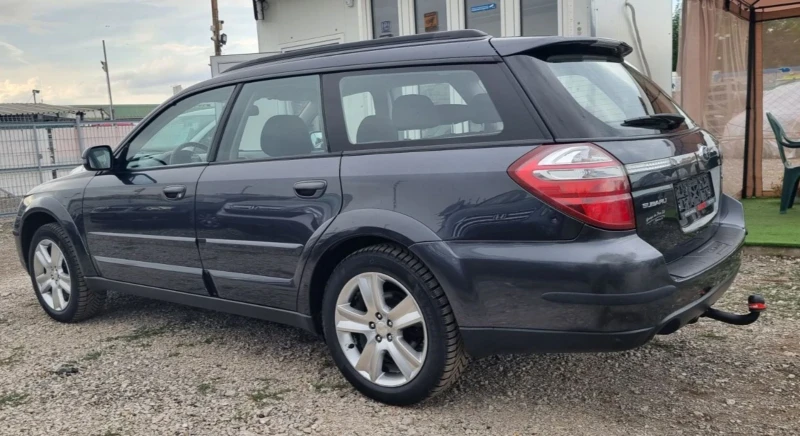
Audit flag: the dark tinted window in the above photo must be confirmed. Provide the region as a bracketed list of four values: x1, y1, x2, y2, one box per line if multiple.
[512, 55, 695, 139]
[465, 0, 501, 36]
[327, 64, 547, 152]
[372, 0, 399, 38]
[521, 0, 558, 36]
[415, 0, 447, 33]
[339, 70, 503, 144]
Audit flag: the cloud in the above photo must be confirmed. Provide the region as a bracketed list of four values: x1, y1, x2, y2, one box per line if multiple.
[0, 41, 28, 64]
[0, 0, 259, 105]
[114, 55, 212, 92]
[0, 78, 40, 103]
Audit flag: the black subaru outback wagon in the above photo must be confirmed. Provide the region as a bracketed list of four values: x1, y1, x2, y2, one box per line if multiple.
[14, 30, 761, 405]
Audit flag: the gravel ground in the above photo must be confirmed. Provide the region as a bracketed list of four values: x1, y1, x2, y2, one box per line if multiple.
[0, 218, 798, 436]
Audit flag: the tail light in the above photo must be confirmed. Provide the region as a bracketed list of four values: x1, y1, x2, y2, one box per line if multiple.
[508, 143, 635, 230]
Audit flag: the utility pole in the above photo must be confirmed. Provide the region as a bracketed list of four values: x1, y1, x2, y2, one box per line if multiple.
[32, 89, 40, 104]
[211, 0, 222, 56]
[101, 40, 115, 120]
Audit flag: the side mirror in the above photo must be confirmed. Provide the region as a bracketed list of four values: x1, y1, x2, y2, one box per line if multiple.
[310, 131, 324, 149]
[83, 145, 114, 171]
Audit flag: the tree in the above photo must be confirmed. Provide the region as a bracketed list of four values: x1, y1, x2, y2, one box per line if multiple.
[763, 18, 800, 69]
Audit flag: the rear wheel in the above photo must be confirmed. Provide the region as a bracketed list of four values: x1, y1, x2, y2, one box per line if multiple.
[27, 223, 106, 323]
[322, 244, 467, 405]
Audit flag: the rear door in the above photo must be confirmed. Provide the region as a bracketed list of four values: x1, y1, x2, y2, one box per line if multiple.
[195, 75, 341, 309]
[83, 86, 234, 294]
[504, 45, 721, 261]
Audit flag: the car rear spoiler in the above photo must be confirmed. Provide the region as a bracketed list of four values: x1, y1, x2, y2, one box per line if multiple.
[490, 37, 633, 62]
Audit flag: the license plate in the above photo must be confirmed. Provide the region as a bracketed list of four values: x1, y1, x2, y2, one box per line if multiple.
[674, 173, 715, 226]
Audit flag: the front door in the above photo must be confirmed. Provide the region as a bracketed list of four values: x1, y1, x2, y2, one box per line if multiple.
[83, 86, 235, 294]
[195, 75, 341, 309]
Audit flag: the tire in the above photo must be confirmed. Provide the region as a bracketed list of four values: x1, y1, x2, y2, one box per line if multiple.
[27, 223, 106, 323]
[322, 243, 467, 405]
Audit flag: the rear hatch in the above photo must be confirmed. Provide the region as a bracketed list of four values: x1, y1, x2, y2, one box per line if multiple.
[497, 38, 721, 261]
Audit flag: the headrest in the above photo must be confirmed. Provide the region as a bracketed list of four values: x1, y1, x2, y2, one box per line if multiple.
[356, 115, 396, 143]
[392, 95, 438, 130]
[436, 104, 472, 125]
[260, 115, 314, 157]
[469, 93, 502, 124]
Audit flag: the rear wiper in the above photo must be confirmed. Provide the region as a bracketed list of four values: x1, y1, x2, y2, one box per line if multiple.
[621, 114, 685, 130]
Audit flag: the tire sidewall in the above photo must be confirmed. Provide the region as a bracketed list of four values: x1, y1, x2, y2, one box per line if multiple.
[27, 225, 81, 322]
[322, 248, 448, 405]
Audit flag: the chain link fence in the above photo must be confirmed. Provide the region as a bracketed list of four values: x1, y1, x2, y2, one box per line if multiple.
[0, 119, 138, 215]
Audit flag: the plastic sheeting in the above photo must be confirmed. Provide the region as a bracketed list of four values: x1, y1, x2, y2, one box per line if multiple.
[677, 0, 750, 197]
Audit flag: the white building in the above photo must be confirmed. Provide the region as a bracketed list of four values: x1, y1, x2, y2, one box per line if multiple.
[226, 0, 673, 91]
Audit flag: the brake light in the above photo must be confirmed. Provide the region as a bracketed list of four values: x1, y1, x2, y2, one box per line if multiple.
[507, 143, 635, 230]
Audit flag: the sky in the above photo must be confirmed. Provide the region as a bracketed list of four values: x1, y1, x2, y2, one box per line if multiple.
[0, 0, 684, 106]
[0, 0, 259, 105]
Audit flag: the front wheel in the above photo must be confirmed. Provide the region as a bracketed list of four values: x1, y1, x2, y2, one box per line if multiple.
[27, 223, 106, 323]
[322, 244, 467, 405]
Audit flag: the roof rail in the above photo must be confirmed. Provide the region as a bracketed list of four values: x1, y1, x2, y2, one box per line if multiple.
[224, 30, 489, 74]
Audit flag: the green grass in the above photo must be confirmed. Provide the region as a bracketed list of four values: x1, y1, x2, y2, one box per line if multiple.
[311, 380, 349, 392]
[106, 324, 173, 342]
[0, 392, 29, 408]
[83, 350, 102, 361]
[249, 379, 291, 403]
[699, 331, 726, 341]
[197, 383, 215, 395]
[742, 198, 800, 247]
[0, 347, 24, 367]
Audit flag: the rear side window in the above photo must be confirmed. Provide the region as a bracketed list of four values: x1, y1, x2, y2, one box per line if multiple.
[325, 64, 548, 152]
[510, 55, 695, 139]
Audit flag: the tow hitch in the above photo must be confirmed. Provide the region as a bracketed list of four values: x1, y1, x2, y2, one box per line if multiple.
[703, 294, 767, 326]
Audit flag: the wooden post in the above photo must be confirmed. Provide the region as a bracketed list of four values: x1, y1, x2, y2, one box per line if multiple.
[753, 21, 764, 197]
[211, 0, 222, 56]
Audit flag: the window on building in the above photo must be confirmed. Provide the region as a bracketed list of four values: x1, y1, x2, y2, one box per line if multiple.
[415, 0, 448, 33]
[521, 0, 559, 36]
[373, 0, 400, 38]
[465, 0, 501, 36]
[216, 75, 326, 161]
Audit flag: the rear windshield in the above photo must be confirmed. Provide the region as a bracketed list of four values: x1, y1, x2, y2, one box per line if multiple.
[512, 56, 695, 138]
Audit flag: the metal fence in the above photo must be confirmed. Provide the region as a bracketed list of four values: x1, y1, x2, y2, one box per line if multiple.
[0, 120, 138, 216]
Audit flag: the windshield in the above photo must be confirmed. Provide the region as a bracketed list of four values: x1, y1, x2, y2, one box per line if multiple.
[514, 56, 695, 138]
[144, 113, 216, 152]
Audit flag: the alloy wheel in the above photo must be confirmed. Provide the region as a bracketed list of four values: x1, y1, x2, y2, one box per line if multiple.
[32, 239, 71, 312]
[334, 272, 427, 387]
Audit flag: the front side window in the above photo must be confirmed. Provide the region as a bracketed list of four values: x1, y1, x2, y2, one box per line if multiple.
[216, 75, 325, 161]
[415, 0, 448, 33]
[124, 86, 233, 169]
[465, 0, 501, 36]
[335, 66, 525, 150]
[372, 0, 400, 38]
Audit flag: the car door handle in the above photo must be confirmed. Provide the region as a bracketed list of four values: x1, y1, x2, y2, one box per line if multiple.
[293, 180, 327, 199]
[162, 185, 187, 200]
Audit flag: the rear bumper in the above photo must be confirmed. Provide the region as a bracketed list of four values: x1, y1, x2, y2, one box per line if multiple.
[411, 195, 746, 358]
[459, 272, 736, 358]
